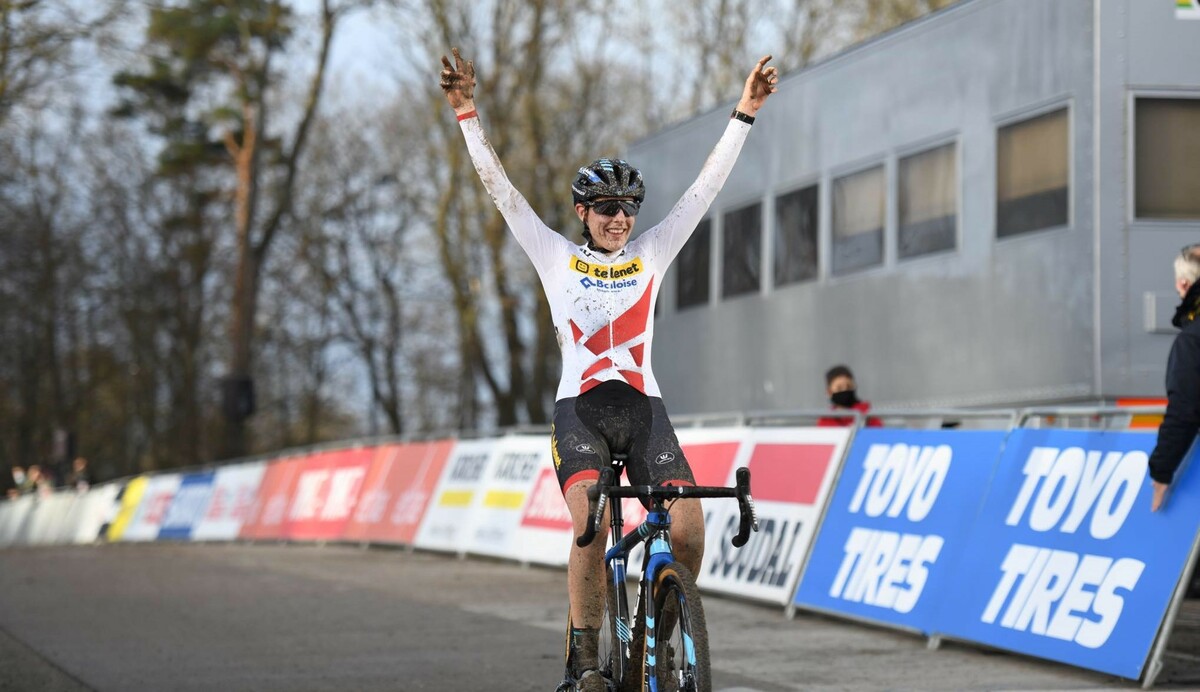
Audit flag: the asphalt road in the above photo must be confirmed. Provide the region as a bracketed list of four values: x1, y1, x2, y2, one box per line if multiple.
[0, 543, 1198, 691]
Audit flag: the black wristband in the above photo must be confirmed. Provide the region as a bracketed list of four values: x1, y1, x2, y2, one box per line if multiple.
[731, 109, 756, 125]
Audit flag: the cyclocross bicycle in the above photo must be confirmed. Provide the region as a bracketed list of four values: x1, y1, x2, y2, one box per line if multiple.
[557, 453, 758, 692]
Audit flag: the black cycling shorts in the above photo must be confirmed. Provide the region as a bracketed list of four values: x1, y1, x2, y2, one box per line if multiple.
[551, 380, 695, 493]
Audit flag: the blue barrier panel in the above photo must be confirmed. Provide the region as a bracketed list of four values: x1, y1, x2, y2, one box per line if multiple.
[157, 471, 216, 541]
[936, 428, 1200, 680]
[793, 429, 1006, 632]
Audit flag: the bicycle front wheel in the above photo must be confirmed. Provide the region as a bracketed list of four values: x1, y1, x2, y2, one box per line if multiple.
[651, 561, 711, 692]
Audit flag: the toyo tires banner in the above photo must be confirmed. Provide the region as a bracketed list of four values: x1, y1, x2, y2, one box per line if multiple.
[935, 429, 1200, 680]
[793, 429, 1007, 632]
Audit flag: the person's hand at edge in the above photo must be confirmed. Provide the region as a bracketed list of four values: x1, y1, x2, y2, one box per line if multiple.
[736, 55, 779, 117]
[440, 47, 476, 115]
[1152, 480, 1169, 512]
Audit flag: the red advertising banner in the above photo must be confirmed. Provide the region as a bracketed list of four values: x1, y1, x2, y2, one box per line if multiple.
[341, 440, 454, 545]
[284, 447, 374, 542]
[746, 442, 835, 504]
[520, 467, 572, 532]
[239, 456, 306, 541]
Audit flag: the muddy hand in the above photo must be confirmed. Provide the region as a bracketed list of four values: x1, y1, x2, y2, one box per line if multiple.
[439, 47, 476, 108]
[740, 55, 778, 113]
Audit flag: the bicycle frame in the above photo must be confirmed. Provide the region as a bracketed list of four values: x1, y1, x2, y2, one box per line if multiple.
[601, 490, 677, 687]
[581, 463, 757, 690]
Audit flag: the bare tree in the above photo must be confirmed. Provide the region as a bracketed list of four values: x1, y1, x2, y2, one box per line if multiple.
[850, 0, 960, 43]
[0, 0, 123, 125]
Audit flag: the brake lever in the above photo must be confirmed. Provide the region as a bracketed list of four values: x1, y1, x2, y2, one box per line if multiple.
[732, 467, 759, 548]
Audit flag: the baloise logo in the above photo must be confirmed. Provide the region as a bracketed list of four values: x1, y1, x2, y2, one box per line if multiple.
[579, 276, 639, 291]
[655, 452, 676, 465]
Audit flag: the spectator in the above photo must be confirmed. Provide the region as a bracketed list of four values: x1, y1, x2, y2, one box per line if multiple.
[818, 365, 882, 427]
[66, 457, 92, 491]
[1149, 244, 1200, 512]
[20, 464, 51, 496]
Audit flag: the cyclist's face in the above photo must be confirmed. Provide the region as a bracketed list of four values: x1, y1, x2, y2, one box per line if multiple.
[576, 196, 637, 253]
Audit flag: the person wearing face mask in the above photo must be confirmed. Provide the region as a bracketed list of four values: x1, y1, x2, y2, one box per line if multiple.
[440, 47, 777, 691]
[818, 364, 882, 427]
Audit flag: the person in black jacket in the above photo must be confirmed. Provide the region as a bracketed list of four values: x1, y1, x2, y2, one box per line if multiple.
[1149, 244, 1200, 511]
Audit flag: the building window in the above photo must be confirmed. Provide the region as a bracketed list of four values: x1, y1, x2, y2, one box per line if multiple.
[899, 143, 957, 259]
[676, 219, 711, 310]
[774, 185, 819, 286]
[832, 165, 885, 275]
[996, 108, 1069, 238]
[1136, 98, 1200, 220]
[722, 202, 762, 298]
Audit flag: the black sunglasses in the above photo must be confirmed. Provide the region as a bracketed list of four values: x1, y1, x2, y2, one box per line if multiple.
[1183, 243, 1200, 258]
[588, 198, 640, 217]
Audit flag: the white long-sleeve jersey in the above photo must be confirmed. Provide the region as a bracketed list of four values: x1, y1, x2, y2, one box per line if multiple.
[459, 114, 751, 402]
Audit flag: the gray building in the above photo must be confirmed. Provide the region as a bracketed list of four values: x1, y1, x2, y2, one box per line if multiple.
[628, 0, 1200, 414]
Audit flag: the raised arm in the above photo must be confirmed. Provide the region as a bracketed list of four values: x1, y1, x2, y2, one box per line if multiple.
[440, 48, 562, 264]
[650, 55, 779, 263]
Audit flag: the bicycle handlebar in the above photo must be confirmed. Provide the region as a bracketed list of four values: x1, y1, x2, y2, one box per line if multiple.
[575, 466, 759, 548]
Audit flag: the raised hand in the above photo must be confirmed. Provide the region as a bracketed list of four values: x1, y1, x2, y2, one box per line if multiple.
[439, 47, 476, 111]
[737, 55, 779, 116]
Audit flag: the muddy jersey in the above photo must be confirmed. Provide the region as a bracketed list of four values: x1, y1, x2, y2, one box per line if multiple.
[459, 115, 751, 401]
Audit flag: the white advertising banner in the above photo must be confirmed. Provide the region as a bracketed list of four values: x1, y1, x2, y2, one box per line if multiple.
[0, 495, 35, 547]
[413, 439, 499, 554]
[698, 426, 851, 605]
[467, 436, 551, 561]
[64, 483, 123, 544]
[192, 462, 267, 541]
[34, 492, 82, 545]
[120, 473, 183, 542]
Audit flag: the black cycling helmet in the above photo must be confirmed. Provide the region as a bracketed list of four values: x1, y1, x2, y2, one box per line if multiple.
[571, 158, 645, 207]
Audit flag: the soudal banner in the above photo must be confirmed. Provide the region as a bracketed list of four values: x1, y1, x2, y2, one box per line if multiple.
[342, 440, 455, 546]
[699, 427, 851, 605]
[468, 436, 549, 560]
[239, 456, 306, 541]
[936, 429, 1200, 679]
[413, 439, 499, 554]
[282, 448, 373, 542]
[191, 462, 267, 541]
[793, 429, 1007, 632]
[157, 471, 216, 540]
[121, 474, 182, 542]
